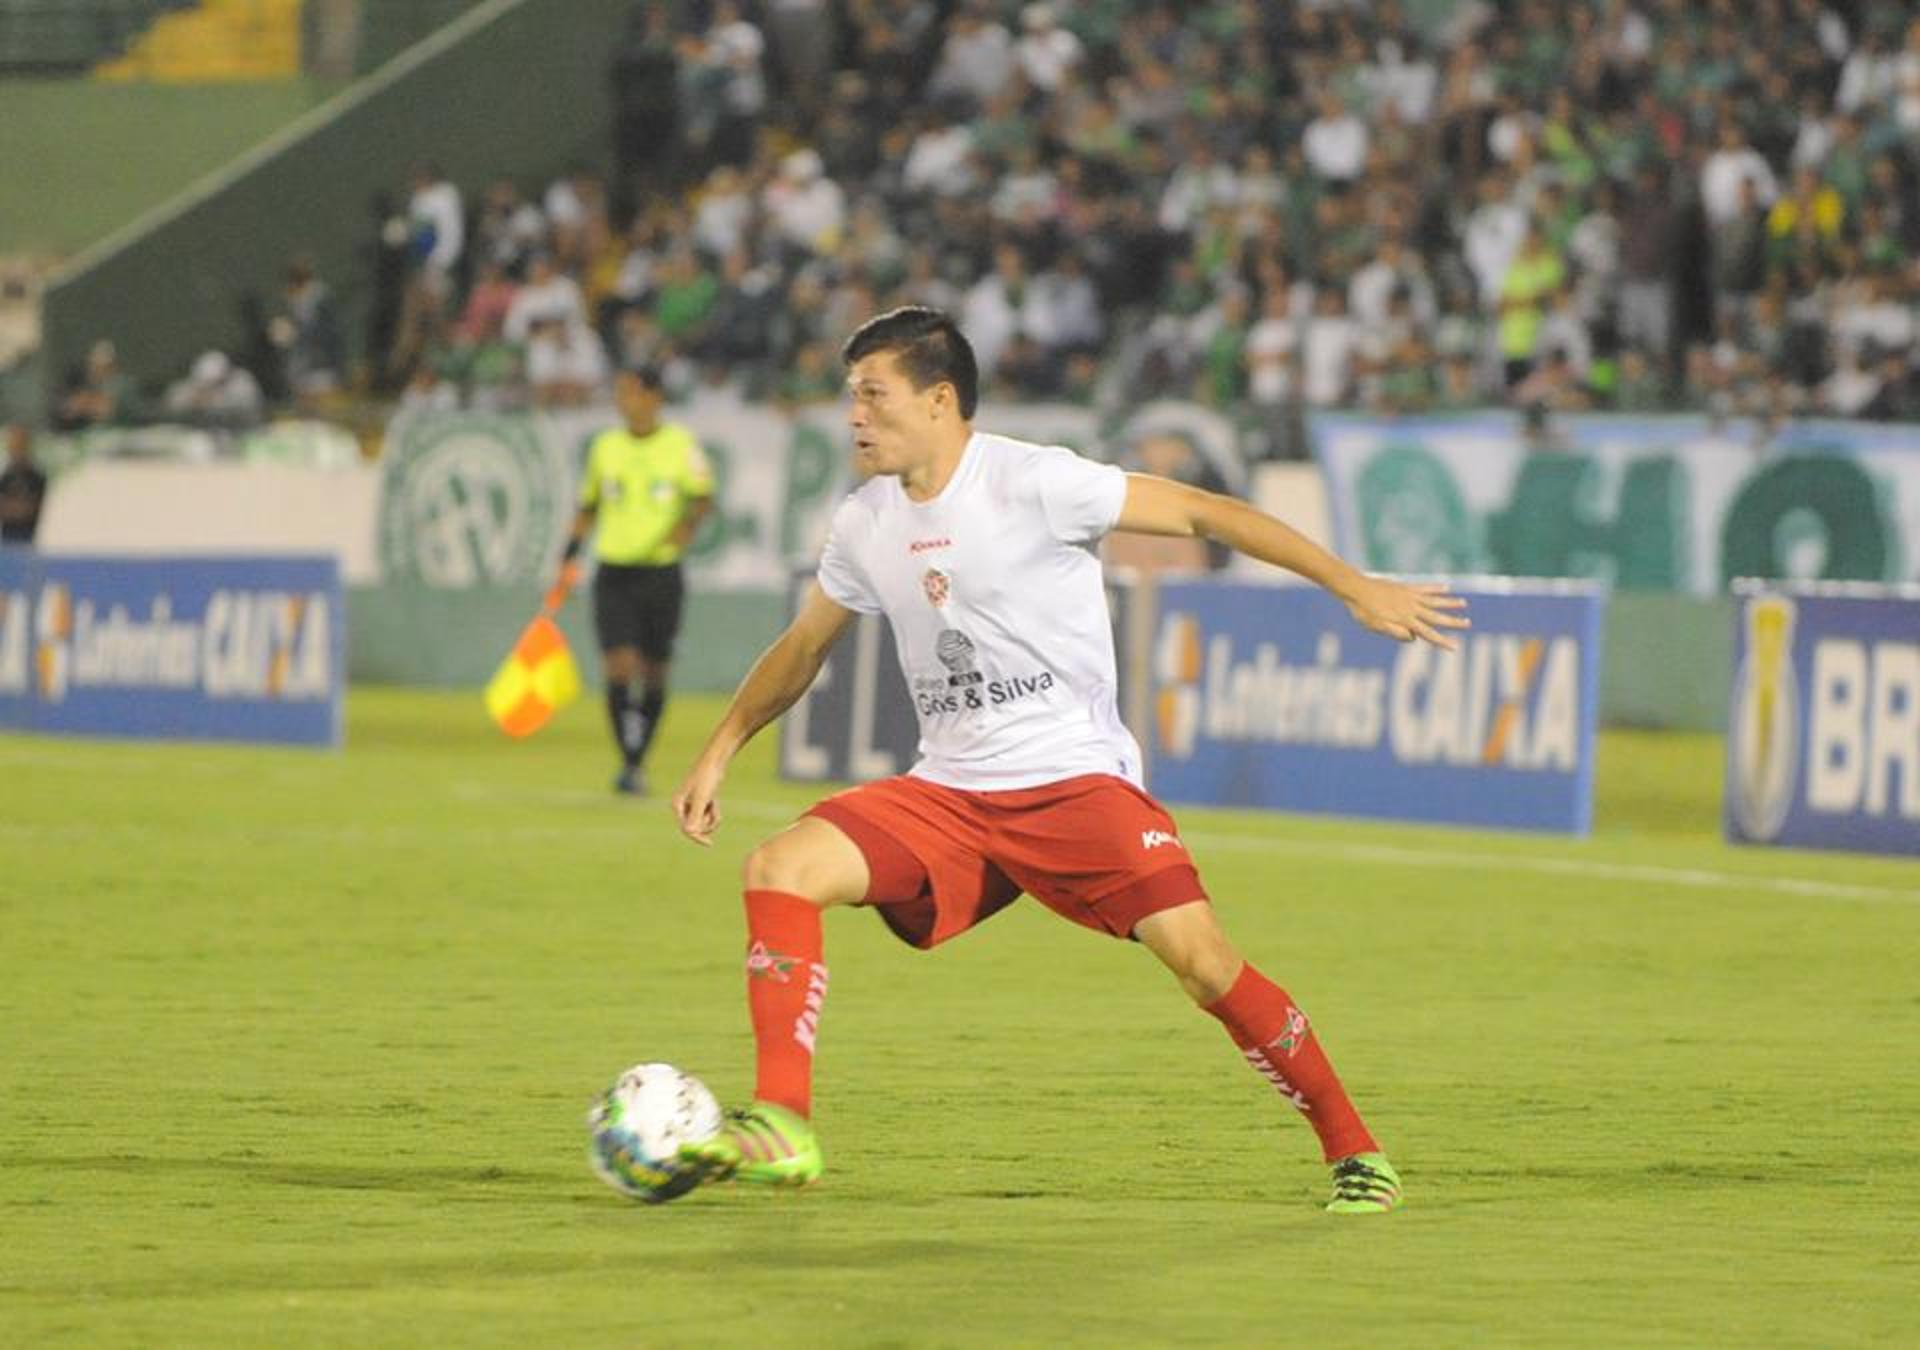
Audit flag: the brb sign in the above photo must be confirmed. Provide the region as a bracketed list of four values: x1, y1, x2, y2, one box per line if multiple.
[1149, 579, 1604, 834]
[1726, 584, 1920, 856]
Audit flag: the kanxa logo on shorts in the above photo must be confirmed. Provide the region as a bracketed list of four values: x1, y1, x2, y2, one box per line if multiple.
[922, 566, 951, 608]
[745, 940, 799, 983]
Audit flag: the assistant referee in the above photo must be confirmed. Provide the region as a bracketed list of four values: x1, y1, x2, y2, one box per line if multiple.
[560, 364, 715, 794]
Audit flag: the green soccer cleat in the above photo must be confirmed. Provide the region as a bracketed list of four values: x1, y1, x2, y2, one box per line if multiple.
[679, 1102, 823, 1187]
[1325, 1152, 1402, 1213]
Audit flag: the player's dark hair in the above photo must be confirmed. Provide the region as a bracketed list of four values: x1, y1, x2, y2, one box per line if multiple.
[841, 306, 979, 418]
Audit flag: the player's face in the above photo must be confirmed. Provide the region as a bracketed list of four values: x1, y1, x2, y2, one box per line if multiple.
[845, 351, 945, 477]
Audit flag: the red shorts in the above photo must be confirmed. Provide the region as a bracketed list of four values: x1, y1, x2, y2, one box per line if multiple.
[806, 773, 1208, 949]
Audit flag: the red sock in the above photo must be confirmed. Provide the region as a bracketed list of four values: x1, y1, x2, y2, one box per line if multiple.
[1203, 963, 1378, 1161]
[742, 889, 827, 1118]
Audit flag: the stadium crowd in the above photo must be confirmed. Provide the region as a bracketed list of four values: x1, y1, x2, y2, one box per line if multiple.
[60, 0, 1920, 442]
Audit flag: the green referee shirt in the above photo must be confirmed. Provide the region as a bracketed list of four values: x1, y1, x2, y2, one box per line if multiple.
[578, 422, 715, 565]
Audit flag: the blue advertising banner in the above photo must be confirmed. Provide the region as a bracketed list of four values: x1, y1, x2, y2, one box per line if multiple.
[1726, 583, 1920, 856]
[1147, 580, 1605, 834]
[0, 553, 344, 746]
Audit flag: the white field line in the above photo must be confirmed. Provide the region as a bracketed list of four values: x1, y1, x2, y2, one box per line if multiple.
[723, 797, 1920, 907]
[5, 776, 1913, 906]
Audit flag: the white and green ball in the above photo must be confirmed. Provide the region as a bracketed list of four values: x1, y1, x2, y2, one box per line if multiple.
[586, 1062, 723, 1204]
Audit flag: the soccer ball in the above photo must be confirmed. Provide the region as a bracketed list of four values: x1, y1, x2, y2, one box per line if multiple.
[587, 1062, 724, 1203]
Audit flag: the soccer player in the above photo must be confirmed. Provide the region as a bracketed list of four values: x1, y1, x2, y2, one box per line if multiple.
[560, 364, 715, 794]
[671, 308, 1468, 1212]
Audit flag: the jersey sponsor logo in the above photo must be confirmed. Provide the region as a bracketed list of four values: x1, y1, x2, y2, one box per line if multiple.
[922, 567, 951, 609]
[935, 627, 977, 674]
[1140, 828, 1183, 851]
[1728, 596, 1799, 841]
[914, 627, 1059, 717]
[909, 537, 953, 554]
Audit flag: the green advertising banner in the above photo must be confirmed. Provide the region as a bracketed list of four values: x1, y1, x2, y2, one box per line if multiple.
[1314, 414, 1920, 597]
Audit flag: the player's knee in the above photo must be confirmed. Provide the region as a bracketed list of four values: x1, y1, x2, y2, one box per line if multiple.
[741, 833, 851, 906]
[1179, 948, 1243, 1005]
[1137, 903, 1242, 1004]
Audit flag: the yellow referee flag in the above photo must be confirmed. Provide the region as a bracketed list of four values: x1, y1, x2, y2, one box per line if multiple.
[484, 614, 582, 738]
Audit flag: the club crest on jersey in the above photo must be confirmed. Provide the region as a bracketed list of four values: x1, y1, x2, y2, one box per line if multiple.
[922, 567, 951, 609]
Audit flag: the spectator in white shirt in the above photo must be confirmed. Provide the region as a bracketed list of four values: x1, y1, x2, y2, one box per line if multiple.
[1463, 172, 1528, 307]
[1700, 121, 1778, 226]
[763, 149, 847, 256]
[1245, 288, 1300, 407]
[1302, 286, 1359, 407]
[504, 253, 587, 344]
[903, 112, 979, 198]
[526, 317, 611, 408]
[1302, 91, 1369, 184]
[1015, 3, 1083, 94]
[407, 163, 464, 280]
[927, 3, 1015, 111]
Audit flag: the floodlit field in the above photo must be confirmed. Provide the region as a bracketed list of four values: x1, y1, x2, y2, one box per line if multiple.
[5, 689, 1917, 1346]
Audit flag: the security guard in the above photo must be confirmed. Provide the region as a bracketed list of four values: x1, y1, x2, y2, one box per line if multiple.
[560, 364, 715, 793]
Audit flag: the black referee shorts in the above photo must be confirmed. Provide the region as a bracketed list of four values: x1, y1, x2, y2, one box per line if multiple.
[591, 561, 685, 661]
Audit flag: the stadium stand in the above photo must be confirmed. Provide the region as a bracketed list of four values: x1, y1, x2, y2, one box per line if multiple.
[0, 0, 192, 74]
[311, 0, 1920, 438]
[18, 0, 1920, 437]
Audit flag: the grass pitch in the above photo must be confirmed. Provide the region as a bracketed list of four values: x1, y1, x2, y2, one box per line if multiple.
[4, 689, 1917, 1346]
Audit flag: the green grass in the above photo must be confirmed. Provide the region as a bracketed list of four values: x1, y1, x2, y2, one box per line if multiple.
[0, 79, 344, 255]
[3, 691, 1917, 1346]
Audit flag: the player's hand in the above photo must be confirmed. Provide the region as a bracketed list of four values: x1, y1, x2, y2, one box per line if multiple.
[1344, 577, 1471, 650]
[544, 560, 583, 611]
[672, 758, 727, 846]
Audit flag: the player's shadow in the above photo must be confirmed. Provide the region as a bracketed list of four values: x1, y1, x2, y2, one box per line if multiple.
[12, 1152, 560, 1196]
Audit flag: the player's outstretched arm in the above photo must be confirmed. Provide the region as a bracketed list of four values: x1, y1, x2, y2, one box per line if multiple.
[1115, 473, 1471, 649]
[672, 582, 856, 845]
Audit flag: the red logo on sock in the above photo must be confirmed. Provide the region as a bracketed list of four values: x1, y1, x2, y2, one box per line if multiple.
[746, 940, 798, 983]
[1265, 1005, 1310, 1058]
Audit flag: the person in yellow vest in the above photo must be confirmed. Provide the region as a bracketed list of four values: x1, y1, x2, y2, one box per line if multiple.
[560, 364, 715, 793]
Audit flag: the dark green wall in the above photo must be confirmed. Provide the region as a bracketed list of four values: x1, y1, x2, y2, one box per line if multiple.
[349, 586, 789, 694]
[0, 78, 344, 255]
[41, 0, 631, 395]
[1600, 592, 1734, 733]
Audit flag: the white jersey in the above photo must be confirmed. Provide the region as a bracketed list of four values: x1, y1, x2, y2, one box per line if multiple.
[816, 430, 1141, 790]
